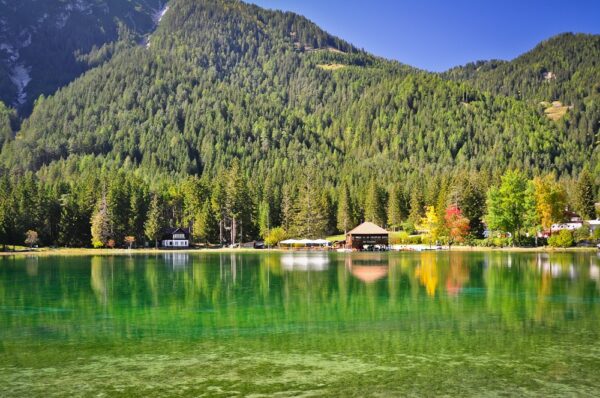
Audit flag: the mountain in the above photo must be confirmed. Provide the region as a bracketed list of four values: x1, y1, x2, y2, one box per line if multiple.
[444, 33, 600, 153]
[0, 0, 597, 247]
[3, 0, 596, 182]
[444, 33, 600, 104]
[0, 0, 167, 113]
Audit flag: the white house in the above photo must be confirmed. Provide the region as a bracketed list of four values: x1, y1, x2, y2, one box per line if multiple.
[161, 228, 190, 248]
[550, 222, 583, 234]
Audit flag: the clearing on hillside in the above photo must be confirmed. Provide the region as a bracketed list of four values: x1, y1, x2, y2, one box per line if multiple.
[542, 100, 571, 121]
[317, 63, 346, 71]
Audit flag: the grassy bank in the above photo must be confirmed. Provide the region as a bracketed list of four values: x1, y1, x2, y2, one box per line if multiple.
[0, 245, 597, 258]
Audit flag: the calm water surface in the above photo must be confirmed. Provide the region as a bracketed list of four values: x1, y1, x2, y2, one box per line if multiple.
[1, 251, 600, 396]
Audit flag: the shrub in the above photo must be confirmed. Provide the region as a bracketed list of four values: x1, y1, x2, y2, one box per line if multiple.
[407, 235, 422, 244]
[401, 221, 416, 235]
[573, 226, 590, 243]
[265, 227, 288, 247]
[593, 228, 600, 241]
[390, 231, 409, 244]
[548, 230, 574, 248]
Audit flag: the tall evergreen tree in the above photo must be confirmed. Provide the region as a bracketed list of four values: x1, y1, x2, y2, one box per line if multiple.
[336, 183, 355, 234]
[575, 168, 596, 220]
[452, 172, 487, 238]
[193, 199, 218, 244]
[258, 200, 271, 239]
[144, 194, 164, 248]
[387, 185, 405, 231]
[91, 193, 111, 248]
[408, 189, 423, 227]
[364, 179, 386, 227]
[292, 176, 327, 238]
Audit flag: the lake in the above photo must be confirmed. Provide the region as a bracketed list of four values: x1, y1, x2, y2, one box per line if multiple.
[1, 251, 600, 396]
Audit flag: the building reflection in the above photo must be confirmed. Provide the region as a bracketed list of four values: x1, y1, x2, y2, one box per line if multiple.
[280, 253, 329, 271]
[345, 254, 389, 284]
[163, 253, 190, 269]
[3, 251, 600, 345]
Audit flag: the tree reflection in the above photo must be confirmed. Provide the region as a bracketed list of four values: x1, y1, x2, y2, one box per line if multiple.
[415, 252, 439, 297]
[1, 251, 600, 345]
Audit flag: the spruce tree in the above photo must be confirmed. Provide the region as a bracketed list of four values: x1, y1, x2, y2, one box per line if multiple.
[293, 176, 327, 238]
[336, 183, 354, 234]
[387, 185, 404, 231]
[193, 199, 218, 244]
[144, 194, 164, 248]
[258, 200, 271, 239]
[91, 193, 111, 248]
[575, 168, 596, 220]
[408, 189, 423, 227]
[364, 179, 386, 227]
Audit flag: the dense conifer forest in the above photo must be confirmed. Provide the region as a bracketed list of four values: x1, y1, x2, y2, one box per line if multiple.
[0, 0, 598, 248]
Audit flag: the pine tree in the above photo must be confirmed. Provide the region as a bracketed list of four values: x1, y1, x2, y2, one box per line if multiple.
[292, 176, 327, 238]
[144, 194, 164, 248]
[575, 168, 596, 220]
[193, 199, 218, 244]
[408, 189, 423, 226]
[107, 174, 130, 244]
[91, 193, 111, 248]
[258, 200, 271, 239]
[129, 181, 149, 243]
[320, 190, 336, 236]
[364, 179, 387, 227]
[387, 185, 404, 231]
[0, 176, 14, 249]
[435, 181, 449, 238]
[336, 183, 354, 234]
[452, 172, 487, 238]
[281, 184, 296, 232]
[225, 159, 252, 244]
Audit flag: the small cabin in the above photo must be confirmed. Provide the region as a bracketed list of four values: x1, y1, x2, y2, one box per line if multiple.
[346, 222, 389, 251]
[161, 228, 190, 249]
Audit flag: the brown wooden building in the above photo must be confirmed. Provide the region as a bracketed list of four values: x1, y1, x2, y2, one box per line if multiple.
[345, 222, 389, 250]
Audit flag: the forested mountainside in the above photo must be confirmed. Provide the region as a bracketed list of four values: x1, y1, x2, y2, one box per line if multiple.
[0, 0, 598, 248]
[444, 33, 600, 104]
[444, 33, 600, 151]
[0, 0, 165, 113]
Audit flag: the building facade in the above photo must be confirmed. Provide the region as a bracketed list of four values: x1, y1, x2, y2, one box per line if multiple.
[161, 228, 190, 248]
[345, 222, 389, 250]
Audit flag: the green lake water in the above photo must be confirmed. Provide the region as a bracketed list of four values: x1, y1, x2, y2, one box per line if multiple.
[1, 251, 600, 397]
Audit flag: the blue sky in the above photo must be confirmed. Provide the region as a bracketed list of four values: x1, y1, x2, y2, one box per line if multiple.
[246, 0, 600, 71]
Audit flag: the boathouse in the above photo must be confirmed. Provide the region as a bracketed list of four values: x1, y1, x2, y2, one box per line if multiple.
[345, 222, 389, 250]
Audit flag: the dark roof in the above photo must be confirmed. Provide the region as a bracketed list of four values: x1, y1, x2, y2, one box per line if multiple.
[161, 227, 190, 239]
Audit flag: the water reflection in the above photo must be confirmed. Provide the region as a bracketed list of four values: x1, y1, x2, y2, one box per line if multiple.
[163, 253, 190, 269]
[1, 251, 600, 343]
[280, 253, 329, 271]
[345, 254, 389, 284]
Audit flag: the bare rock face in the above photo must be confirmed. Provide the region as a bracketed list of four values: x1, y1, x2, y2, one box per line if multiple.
[0, 0, 164, 112]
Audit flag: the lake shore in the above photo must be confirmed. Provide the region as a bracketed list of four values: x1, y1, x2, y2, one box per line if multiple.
[0, 245, 597, 257]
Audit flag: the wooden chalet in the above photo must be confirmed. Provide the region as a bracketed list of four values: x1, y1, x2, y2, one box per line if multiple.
[345, 222, 389, 250]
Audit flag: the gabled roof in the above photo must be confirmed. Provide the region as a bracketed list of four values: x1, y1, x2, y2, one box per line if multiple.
[347, 222, 388, 235]
[162, 227, 190, 236]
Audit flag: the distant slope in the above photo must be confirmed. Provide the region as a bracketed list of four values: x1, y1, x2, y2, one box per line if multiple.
[444, 33, 600, 103]
[0, 1, 597, 187]
[0, 0, 166, 114]
[444, 33, 599, 163]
